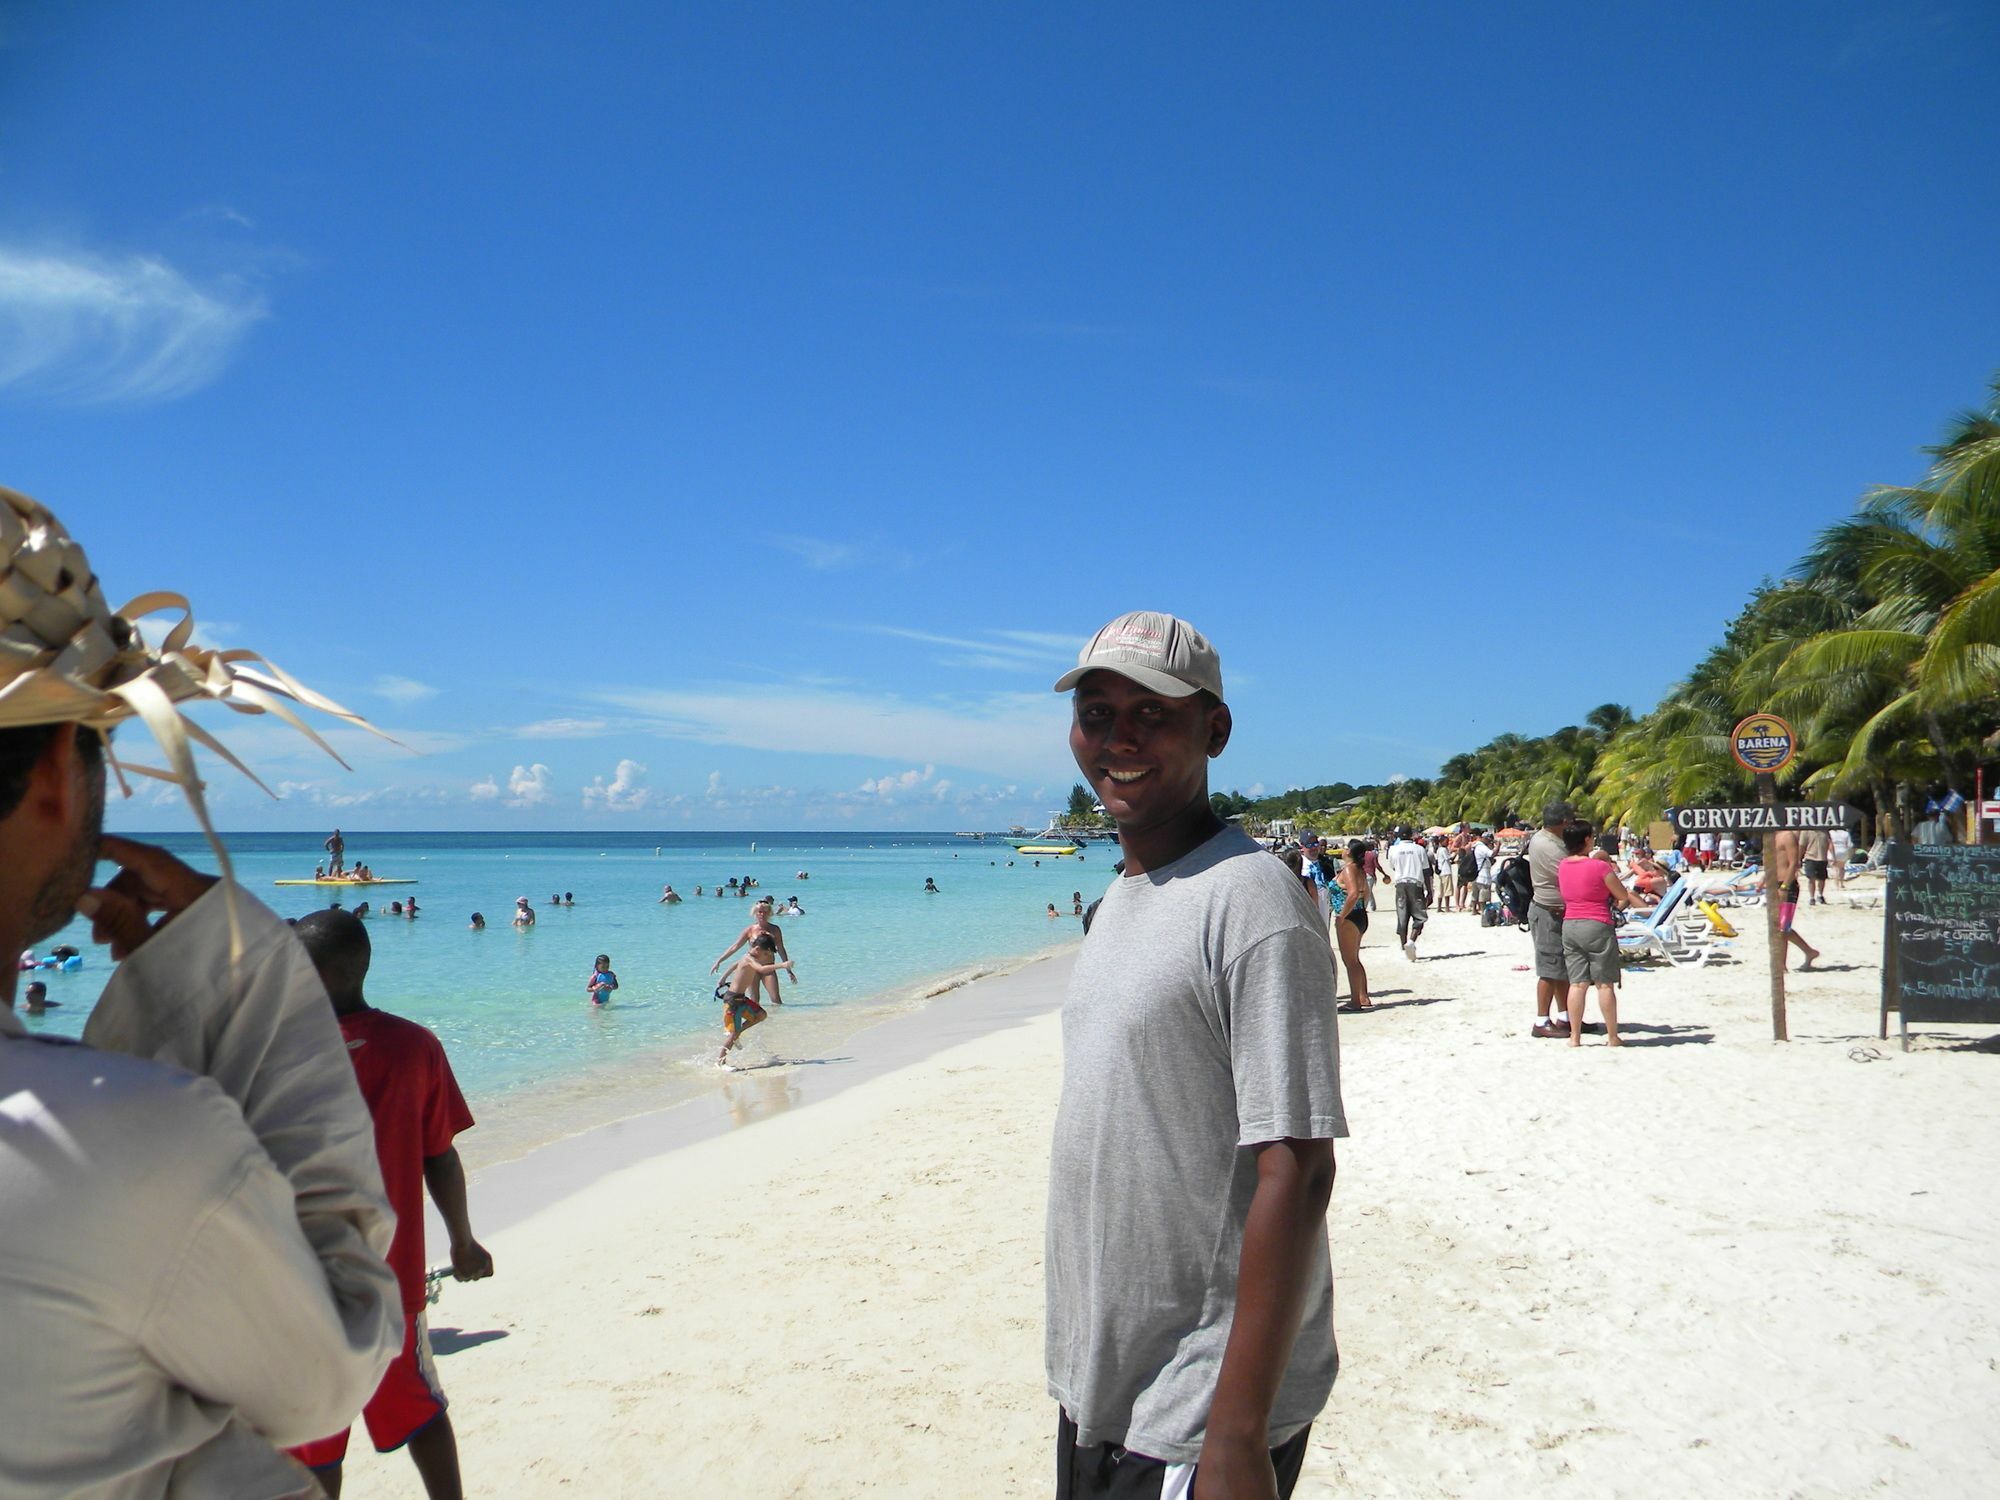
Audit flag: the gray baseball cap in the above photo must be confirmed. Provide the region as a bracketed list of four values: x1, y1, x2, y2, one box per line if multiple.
[1052, 611, 1224, 699]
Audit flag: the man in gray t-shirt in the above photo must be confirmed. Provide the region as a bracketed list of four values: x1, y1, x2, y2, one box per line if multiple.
[1046, 611, 1346, 1500]
[1526, 801, 1573, 1039]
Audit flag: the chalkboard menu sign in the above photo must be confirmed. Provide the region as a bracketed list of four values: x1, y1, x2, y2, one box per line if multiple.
[1881, 842, 2000, 1048]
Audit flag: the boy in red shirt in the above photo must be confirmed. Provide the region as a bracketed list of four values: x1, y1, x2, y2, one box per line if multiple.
[288, 909, 493, 1499]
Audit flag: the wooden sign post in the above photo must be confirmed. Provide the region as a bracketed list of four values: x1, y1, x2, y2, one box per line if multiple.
[1758, 770, 1786, 1042]
[1731, 714, 1799, 1043]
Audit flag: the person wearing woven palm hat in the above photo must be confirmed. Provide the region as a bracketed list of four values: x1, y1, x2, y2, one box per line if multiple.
[0, 486, 400, 1498]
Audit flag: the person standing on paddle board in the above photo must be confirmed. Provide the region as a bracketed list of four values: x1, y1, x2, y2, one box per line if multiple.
[325, 827, 345, 875]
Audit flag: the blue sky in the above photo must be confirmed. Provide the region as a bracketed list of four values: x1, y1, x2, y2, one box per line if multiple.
[3, 1, 1995, 830]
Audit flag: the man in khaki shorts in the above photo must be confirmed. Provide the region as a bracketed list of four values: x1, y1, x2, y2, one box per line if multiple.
[1799, 826, 1832, 906]
[1528, 801, 1572, 1038]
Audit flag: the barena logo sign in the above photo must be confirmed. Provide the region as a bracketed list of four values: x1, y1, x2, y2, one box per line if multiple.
[1730, 713, 1797, 774]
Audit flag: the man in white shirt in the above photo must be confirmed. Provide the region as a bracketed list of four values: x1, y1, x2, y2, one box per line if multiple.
[1384, 826, 1431, 960]
[1471, 834, 1495, 909]
[0, 486, 400, 1498]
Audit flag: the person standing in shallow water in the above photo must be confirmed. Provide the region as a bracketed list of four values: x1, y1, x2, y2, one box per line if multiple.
[1046, 611, 1345, 1500]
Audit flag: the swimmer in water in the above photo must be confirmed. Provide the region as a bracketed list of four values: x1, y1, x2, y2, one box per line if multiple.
[924, 877, 940, 893]
[469, 912, 484, 929]
[587, 954, 618, 1007]
[1046, 902, 1059, 918]
[513, 897, 536, 927]
[661, 884, 683, 904]
[1072, 891, 1083, 916]
[711, 898, 792, 1005]
[782, 897, 803, 916]
[717, 934, 792, 1064]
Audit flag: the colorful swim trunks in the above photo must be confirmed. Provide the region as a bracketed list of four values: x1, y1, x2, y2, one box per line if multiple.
[725, 996, 766, 1038]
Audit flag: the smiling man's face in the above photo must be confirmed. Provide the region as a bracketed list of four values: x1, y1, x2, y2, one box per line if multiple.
[1069, 670, 1230, 835]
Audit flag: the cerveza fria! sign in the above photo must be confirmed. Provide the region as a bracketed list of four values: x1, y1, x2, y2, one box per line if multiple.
[1667, 803, 1858, 833]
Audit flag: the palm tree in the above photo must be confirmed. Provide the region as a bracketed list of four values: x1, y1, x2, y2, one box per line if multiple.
[1778, 476, 1998, 794]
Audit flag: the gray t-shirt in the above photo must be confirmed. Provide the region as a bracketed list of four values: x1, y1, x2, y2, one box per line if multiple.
[1046, 825, 1348, 1464]
[1529, 829, 1567, 910]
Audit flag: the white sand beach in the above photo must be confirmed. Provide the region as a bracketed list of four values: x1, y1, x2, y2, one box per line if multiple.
[345, 883, 2000, 1499]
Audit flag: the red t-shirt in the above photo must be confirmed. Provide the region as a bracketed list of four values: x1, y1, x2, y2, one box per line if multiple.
[338, 1009, 475, 1313]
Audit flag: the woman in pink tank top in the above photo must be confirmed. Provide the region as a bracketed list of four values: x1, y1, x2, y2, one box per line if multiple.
[1556, 822, 1653, 1047]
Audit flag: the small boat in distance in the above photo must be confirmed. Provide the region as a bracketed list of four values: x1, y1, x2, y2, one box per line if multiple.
[1012, 818, 1089, 855]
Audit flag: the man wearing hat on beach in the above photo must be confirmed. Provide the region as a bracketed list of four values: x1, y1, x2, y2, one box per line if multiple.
[0, 486, 401, 1497]
[1295, 831, 1335, 931]
[1046, 611, 1346, 1500]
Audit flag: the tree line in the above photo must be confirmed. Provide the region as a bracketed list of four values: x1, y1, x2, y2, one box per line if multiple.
[1227, 376, 2000, 842]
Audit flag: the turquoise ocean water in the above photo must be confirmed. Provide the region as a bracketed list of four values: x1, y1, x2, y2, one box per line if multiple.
[23, 831, 1091, 1161]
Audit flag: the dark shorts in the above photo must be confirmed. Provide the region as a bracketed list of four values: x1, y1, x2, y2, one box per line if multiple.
[1529, 902, 1566, 982]
[1344, 906, 1369, 936]
[1801, 859, 1828, 881]
[1056, 1410, 1312, 1499]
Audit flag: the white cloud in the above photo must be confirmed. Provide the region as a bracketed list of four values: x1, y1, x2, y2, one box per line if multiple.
[858, 764, 937, 798]
[514, 717, 611, 740]
[582, 758, 653, 812]
[594, 683, 1071, 781]
[506, 763, 554, 807]
[134, 616, 237, 651]
[774, 535, 859, 570]
[990, 629, 1086, 653]
[705, 771, 725, 798]
[853, 624, 1073, 664]
[0, 245, 267, 402]
[373, 674, 438, 704]
[469, 776, 499, 800]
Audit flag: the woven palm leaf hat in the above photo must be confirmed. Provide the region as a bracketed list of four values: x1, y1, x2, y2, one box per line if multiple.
[0, 484, 384, 946]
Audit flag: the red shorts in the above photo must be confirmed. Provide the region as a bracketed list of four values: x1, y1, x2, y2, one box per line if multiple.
[290, 1312, 446, 1467]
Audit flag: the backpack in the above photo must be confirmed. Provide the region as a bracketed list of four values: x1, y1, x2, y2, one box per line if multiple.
[1496, 856, 1534, 927]
[1457, 847, 1479, 883]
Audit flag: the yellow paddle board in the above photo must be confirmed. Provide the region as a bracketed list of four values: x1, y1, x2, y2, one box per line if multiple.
[273, 878, 418, 887]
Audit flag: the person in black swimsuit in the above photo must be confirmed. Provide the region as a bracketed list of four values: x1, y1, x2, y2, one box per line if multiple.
[1335, 840, 1372, 1010]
